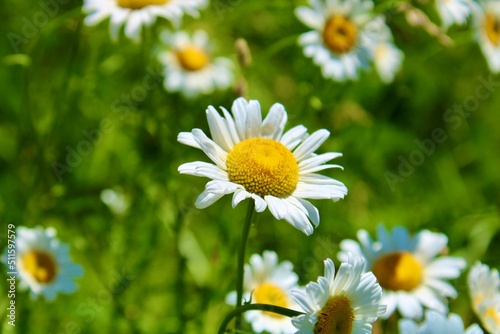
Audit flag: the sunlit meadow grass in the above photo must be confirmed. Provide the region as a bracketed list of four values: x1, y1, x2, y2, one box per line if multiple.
[1, 0, 500, 333]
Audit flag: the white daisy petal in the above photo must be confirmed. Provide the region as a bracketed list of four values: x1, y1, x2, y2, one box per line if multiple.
[265, 196, 289, 220]
[195, 190, 224, 209]
[293, 129, 330, 161]
[299, 163, 344, 175]
[178, 161, 227, 180]
[250, 194, 268, 212]
[293, 182, 348, 200]
[295, 6, 325, 30]
[398, 293, 424, 319]
[294, 198, 320, 227]
[298, 152, 343, 169]
[261, 103, 287, 140]
[246, 100, 263, 138]
[124, 11, 144, 41]
[206, 106, 234, 152]
[232, 188, 252, 208]
[205, 180, 241, 195]
[281, 202, 315, 235]
[82, 0, 205, 42]
[425, 257, 467, 278]
[232, 97, 250, 140]
[220, 106, 242, 144]
[280, 125, 308, 151]
[191, 129, 228, 170]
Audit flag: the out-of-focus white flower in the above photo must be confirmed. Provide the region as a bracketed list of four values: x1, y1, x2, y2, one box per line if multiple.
[338, 225, 466, 319]
[295, 0, 398, 82]
[100, 188, 130, 215]
[83, 0, 207, 42]
[226, 251, 300, 334]
[364, 16, 404, 83]
[471, 0, 500, 72]
[158, 30, 234, 98]
[399, 310, 483, 334]
[436, 0, 474, 29]
[1, 226, 83, 301]
[468, 262, 500, 334]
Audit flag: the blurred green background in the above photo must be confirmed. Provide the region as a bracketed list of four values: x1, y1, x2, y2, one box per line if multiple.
[1, 0, 500, 333]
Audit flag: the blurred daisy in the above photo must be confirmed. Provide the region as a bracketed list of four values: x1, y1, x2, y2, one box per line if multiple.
[178, 97, 347, 235]
[83, 0, 206, 42]
[295, 0, 390, 81]
[226, 251, 300, 334]
[399, 310, 483, 334]
[468, 262, 500, 333]
[291, 256, 385, 333]
[436, 0, 474, 29]
[471, 0, 500, 72]
[158, 30, 233, 98]
[338, 225, 466, 319]
[1, 226, 83, 301]
[364, 16, 404, 83]
[100, 188, 130, 215]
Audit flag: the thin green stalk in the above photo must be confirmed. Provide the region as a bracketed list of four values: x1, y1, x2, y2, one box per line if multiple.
[235, 200, 255, 330]
[219, 303, 303, 334]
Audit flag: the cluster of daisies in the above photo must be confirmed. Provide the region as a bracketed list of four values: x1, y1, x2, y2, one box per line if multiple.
[81, 0, 500, 98]
[223, 228, 498, 334]
[177, 97, 500, 333]
[295, 0, 500, 82]
[83, 0, 234, 97]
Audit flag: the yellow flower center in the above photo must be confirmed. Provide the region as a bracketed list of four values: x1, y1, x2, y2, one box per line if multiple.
[253, 282, 289, 318]
[485, 306, 500, 326]
[372, 251, 423, 291]
[485, 13, 500, 46]
[323, 16, 358, 54]
[117, 0, 169, 10]
[226, 138, 299, 198]
[314, 295, 354, 334]
[22, 250, 57, 284]
[176, 46, 210, 72]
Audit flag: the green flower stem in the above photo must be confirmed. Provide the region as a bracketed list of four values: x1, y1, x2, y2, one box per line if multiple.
[218, 303, 303, 334]
[235, 200, 256, 330]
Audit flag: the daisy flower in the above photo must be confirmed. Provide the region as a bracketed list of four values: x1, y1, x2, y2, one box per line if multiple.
[226, 251, 300, 334]
[295, 0, 390, 82]
[1, 226, 83, 301]
[435, 0, 474, 30]
[82, 0, 206, 42]
[157, 30, 234, 98]
[468, 262, 500, 333]
[399, 310, 483, 334]
[364, 16, 404, 83]
[471, 0, 500, 73]
[177, 97, 347, 235]
[291, 256, 385, 334]
[338, 225, 466, 319]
